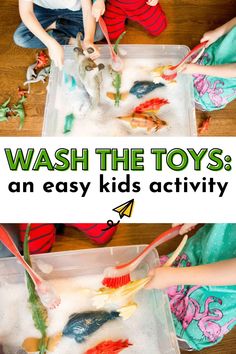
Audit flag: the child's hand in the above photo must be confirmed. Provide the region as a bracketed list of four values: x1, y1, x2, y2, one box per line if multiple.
[146, 267, 177, 289]
[172, 223, 197, 235]
[201, 28, 223, 47]
[92, 0, 105, 22]
[146, 0, 159, 6]
[48, 39, 64, 69]
[83, 40, 100, 60]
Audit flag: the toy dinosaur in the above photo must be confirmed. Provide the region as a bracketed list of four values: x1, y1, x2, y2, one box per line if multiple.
[23, 224, 48, 354]
[74, 32, 105, 108]
[36, 51, 50, 69]
[0, 98, 11, 122]
[24, 66, 50, 86]
[106, 32, 128, 106]
[18, 87, 29, 98]
[12, 96, 27, 129]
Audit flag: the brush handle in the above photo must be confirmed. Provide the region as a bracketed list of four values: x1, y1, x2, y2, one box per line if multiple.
[98, 17, 123, 71]
[0, 225, 42, 286]
[164, 234, 188, 267]
[99, 17, 116, 60]
[169, 41, 208, 72]
[116, 225, 182, 274]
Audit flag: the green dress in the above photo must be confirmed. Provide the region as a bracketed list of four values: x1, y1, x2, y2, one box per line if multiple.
[163, 224, 236, 351]
[194, 27, 236, 111]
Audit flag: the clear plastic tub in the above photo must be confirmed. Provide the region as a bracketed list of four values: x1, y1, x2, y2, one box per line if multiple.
[0, 245, 180, 354]
[43, 45, 197, 137]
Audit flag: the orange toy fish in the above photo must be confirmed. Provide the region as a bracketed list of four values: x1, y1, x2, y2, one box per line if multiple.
[134, 98, 169, 114]
[85, 339, 132, 354]
[118, 112, 167, 132]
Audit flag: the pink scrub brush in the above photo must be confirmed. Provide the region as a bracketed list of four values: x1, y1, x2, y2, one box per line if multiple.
[0, 225, 60, 309]
[102, 225, 182, 289]
[99, 17, 123, 72]
[163, 41, 209, 80]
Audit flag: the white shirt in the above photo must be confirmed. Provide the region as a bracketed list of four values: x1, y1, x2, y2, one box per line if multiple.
[31, 0, 81, 11]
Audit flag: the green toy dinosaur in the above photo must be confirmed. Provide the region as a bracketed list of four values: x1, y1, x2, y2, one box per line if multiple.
[12, 95, 27, 129]
[0, 98, 11, 122]
[23, 224, 48, 354]
[107, 32, 127, 107]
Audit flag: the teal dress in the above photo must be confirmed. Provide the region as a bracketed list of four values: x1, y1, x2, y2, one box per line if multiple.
[163, 224, 236, 351]
[193, 27, 236, 111]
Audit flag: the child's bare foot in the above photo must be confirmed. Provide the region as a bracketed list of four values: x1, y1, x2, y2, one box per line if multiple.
[46, 21, 56, 31]
[68, 37, 76, 45]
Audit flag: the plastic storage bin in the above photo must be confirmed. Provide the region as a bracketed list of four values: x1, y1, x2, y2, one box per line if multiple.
[0, 246, 180, 354]
[43, 44, 197, 137]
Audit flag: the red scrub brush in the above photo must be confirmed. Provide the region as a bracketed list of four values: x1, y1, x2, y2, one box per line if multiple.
[102, 225, 182, 289]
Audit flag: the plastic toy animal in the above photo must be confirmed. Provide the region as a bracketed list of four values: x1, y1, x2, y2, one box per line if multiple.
[85, 339, 132, 354]
[63, 311, 120, 343]
[11, 96, 27, 129]
[64, 113, 75, 134]
[25, 63, 37, 83]
[130, 81, 165, 99]
[152, 65, 177, 83]
[74, 33, 105, 107]
[107, 66, 129, 106]
[118, 112, 166, 132]
[198, 115, 211, 134]
[93, 278, 149, 309]
[0, 97, 11, 122]
[22, 334, 61, 354]
[36, 51, 50, 69]
[24, 66, 50, 86]
[63, 305, 135, 344]
[63, 72, 78, 91]
[18, 87, 28, 98]
[134, 98, 169, 114]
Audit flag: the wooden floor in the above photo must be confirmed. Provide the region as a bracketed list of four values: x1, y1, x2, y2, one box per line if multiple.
[52, 223, 236, 354]
[0, 0, 236, 136]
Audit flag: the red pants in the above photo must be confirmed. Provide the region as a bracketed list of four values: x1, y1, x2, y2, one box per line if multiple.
[104, 0, 167, 40]
[19, 223, 117, 254]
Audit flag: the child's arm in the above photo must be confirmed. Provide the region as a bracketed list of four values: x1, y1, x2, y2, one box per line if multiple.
[81, 0, 100, 60]
[19, 0, 64, 68]
[201, 17, 236, 47]
[92, 0, 105, 22]
[182, 63, 236, 78]
[146, 258, 236, 290]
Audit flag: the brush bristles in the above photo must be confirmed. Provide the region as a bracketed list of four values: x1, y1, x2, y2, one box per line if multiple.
[102, 274, 131, 288]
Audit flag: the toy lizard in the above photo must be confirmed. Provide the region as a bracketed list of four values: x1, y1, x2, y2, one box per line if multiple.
[12, 96, 27, 129]
[106, 32, 128, 107]
[0, 98, 11, 122]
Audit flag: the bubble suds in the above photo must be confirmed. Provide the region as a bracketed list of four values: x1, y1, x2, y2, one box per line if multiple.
[0, 274, 161, 354]
[53, 58, 192, 137]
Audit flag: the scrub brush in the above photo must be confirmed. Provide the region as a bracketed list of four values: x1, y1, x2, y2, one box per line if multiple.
[102, 225, 182, 288]
[0, 225, 60, 309]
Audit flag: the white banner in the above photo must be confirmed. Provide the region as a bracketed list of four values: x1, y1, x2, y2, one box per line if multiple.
[0, 137, 235, 223]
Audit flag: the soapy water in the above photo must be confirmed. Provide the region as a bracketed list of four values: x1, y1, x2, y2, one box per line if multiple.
[0, 274, 162, 354]
[47, 57, 195, 137]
